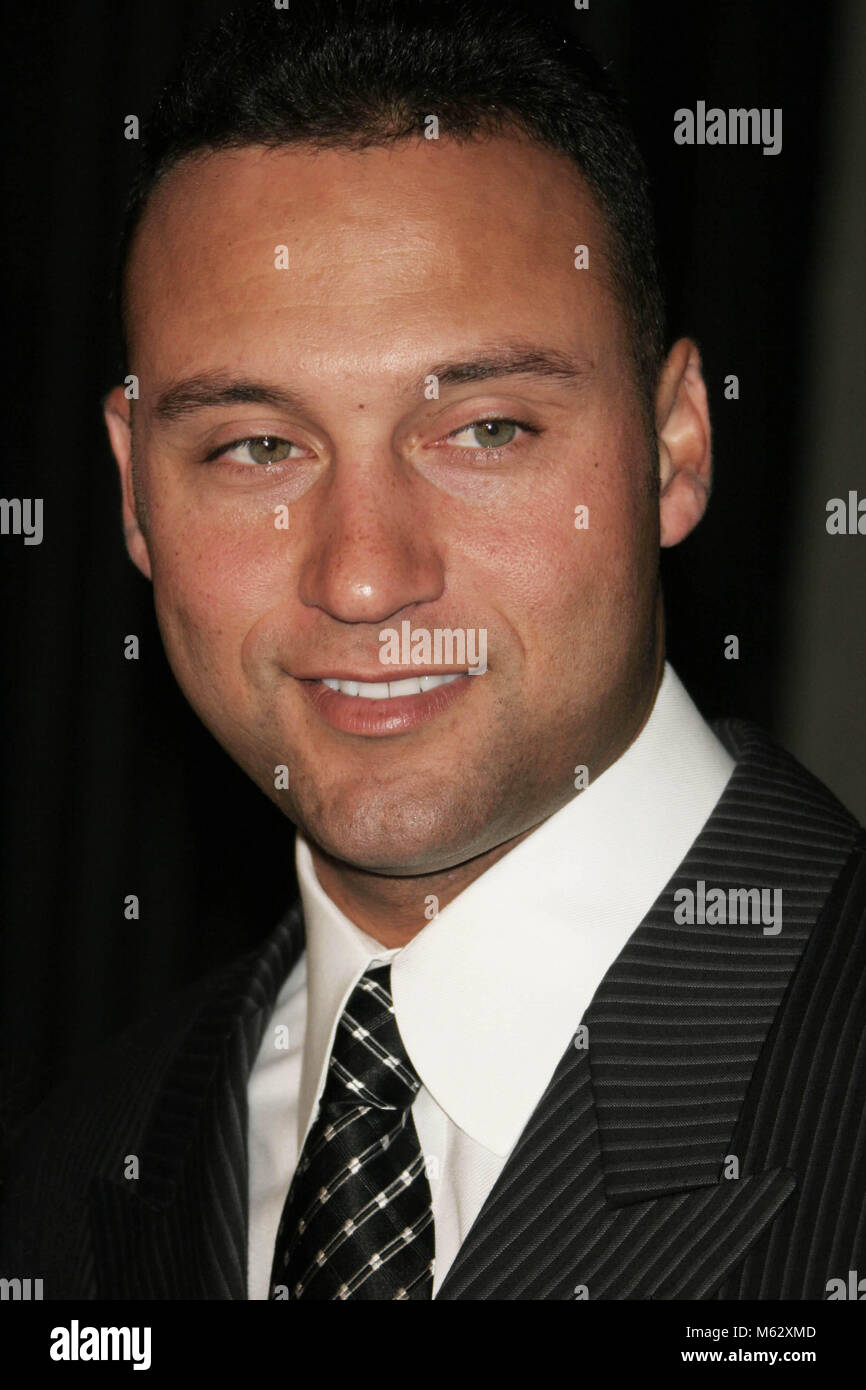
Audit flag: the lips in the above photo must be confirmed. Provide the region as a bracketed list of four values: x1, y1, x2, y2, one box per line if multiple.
[297, 670, 476, 736]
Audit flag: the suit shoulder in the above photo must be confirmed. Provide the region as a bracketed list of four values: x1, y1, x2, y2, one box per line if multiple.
[1, 942, 259, 1215]
[713, 715, 862, 843]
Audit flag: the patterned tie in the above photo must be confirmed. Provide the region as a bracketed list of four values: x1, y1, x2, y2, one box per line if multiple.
[269, 961, 435, 1299]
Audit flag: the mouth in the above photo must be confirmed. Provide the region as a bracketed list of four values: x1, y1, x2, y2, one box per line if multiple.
[318, 672, 465, 699]
[297, 670, 478, 737]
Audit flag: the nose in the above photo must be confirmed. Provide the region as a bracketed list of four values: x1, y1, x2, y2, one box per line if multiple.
[296, 449, 445, 627]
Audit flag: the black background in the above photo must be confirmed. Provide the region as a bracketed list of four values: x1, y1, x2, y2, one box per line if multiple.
[1, 0, 862, 1146]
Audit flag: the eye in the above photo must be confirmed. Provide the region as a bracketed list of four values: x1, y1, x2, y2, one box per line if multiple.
[205, 435, 306, 466]
[444, 418, 536, 450]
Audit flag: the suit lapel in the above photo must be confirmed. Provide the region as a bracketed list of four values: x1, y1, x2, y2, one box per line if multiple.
[88, 903, 305, 1298]
[435, 1035, 796, 1300]
[436, 718, 859, 1299]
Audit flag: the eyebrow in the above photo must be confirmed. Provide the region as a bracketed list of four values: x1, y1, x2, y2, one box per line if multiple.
[150, 344, 590, 423]
[418, 345, 590, 392]
[152, 375, 314, 423]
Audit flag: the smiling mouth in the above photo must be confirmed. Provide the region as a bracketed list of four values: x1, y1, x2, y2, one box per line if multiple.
[298, 669, 476, 736]
[317, 673, 466, 699]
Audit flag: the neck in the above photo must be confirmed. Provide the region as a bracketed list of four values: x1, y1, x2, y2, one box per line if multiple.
[308, 822, 543, 948]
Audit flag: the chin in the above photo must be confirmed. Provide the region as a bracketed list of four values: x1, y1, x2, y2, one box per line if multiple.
[299, 785, 482, 877]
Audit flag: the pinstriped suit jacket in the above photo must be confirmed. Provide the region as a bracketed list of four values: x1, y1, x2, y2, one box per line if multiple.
[2, 718, 865, 1299]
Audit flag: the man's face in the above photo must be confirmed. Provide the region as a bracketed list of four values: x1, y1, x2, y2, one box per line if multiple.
[112, 134, 662, 875]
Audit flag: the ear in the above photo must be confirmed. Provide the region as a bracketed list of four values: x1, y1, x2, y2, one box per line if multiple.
[655, 338, 712, 548]
[103, 385, 152, 580]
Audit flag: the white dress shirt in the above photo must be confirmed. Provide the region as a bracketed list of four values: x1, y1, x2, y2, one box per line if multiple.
[246, 662, 735, 1298]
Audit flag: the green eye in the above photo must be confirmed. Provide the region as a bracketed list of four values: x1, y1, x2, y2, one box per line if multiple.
[470, 420, 517, 448]
[246, 436, 294, 464]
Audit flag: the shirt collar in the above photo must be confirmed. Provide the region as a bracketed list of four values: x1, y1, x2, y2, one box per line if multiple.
[293, 662, 734, 1157]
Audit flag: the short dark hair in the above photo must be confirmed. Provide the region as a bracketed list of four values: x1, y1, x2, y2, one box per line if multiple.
[117, 0, 666, 411]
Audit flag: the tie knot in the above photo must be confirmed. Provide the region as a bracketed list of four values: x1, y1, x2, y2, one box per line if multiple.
[320, 962, 421, 1112]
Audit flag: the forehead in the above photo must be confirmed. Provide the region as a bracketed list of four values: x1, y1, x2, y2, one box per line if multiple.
[125, 134, 621, 379]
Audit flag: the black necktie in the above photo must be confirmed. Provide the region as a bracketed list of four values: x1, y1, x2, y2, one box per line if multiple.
[269, 961, 435, 1299]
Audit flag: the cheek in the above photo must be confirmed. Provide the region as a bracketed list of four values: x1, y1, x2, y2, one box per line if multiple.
[147, 501, 289, 681]
[467, 435, 652, 641]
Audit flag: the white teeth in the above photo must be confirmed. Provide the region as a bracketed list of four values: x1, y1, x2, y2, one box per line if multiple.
[357, 682, 390, 700]
[388, 677, 424, 698]
[320, 673, 465, 698]
[419, 673, 462, 693]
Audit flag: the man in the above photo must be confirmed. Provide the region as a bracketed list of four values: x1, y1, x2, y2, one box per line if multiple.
[2, 0, 863, 1300]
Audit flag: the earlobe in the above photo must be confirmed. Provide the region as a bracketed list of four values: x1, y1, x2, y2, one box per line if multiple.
[103, 386, 153, 580]
[655, 338, 713, 549]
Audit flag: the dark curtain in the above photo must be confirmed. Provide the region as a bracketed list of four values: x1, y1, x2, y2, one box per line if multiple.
[1, 0, 860, 1145]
